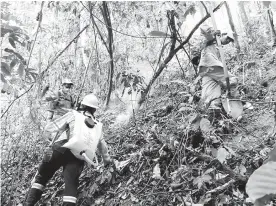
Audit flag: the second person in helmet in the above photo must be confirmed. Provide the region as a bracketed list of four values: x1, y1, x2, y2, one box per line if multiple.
[44, 78, 75, 120]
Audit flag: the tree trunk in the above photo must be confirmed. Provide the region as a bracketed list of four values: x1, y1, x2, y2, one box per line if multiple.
[225, 2, 240, 53]
[138, 11, 177, 106]
[36, 48, 42, 99]
[263, 1, 276, 47]
[238, 1, 248, 25]
[268, 9, 276, 47]
[101, 2, 114, 108]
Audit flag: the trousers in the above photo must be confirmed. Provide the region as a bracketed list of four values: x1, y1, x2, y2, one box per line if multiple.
[200, 66, 238, 106]
[25, 148, 84, 205]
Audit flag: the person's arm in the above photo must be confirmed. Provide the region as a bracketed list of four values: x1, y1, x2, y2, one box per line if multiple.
[45, 111, 74, 133]
[97, 134, 111, 165]
[220, 34, 234, 45]
[44, 90, 59, 101]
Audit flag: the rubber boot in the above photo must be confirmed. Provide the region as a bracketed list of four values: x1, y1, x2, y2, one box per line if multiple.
[24, 188, 42, 206]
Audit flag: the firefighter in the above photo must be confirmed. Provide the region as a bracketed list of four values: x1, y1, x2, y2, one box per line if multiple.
[24, 94, 112, 206]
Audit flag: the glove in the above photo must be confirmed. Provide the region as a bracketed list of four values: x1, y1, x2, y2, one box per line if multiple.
[103, 157, 114, 168]
[193, 75, 202, 85]
[213, 30, 221, 37]
[42, 147, 53, 162]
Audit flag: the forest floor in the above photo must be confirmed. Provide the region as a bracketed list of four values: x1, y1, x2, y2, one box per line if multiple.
[2, 48, 276, 206]
[76, 50, 276, 206]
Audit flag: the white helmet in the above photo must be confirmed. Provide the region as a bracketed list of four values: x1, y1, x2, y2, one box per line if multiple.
[81, 94, 99, 109]
[62, 78, 73, 85]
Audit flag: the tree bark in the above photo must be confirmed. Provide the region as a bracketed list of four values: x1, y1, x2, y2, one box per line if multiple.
[225, 2, 241, 53]
[101, 2, 114, 108]
[263, 1, 276, 47]
[238, 1, 248, 25]
[138, 11, 177, 106]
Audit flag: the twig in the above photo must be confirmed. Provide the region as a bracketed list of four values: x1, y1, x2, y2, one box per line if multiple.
[230, 99, 276, 104]
[1, 84, 34, 118]
[1, 24, 89, 118]
[206, 179, 235, 194]
[174, 1, 225, 53]
[75, 49, 94, 105]
[88, 2, 109, 52]
[91, 10, 101, 77]
[82, 3, 184, 39]
[141, 189, 191, 196]
[195, 152, 247, 182]
[26, 2, 44, 69]
[200, 1, 209, 14]
[175, 54, 185, 77]
[40, 24, 90, 77]
[137, 177, 152, 194]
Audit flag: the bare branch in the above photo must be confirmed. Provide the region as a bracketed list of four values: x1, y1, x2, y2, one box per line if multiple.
[200, 1, 208, 15]
[174, 1, 225, 53]
[41, 24, 89, 77]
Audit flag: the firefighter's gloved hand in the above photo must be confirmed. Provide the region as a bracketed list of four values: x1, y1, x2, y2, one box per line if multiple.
[103, 157, 114, 168]
[193, 75, 202, 85]
[213, 30, 221, 37]
[43, 147, 53, 162]
[41, 131, 53, 143]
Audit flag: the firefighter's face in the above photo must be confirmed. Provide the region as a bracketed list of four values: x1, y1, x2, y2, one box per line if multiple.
[62, 84, 72, 93]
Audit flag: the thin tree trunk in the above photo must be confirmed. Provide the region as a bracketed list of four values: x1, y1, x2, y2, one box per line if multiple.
[138, 11, 177, 106]
[238, 1, 248, 24]
[101, 2, 114, 108]
[263, 1, 276, 47]
[36, 48, 42, 99]
[225, 2, 240, 53]
[268, 9, 276, 47]
[238, 1, 249, 35]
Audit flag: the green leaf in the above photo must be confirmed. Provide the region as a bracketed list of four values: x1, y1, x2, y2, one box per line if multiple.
[217, 147, 230, 164]
[200, 118, 214, 133]
[1, 62, 11, 76]
[8, 37, 16, 48]
[182, 4, 196, 20]
[28, 72, 38, 81]
[10, 59, 18, 69]
[193, 174, 212, 189]
[17, 64, 25, 78]
[246, 161, 276, 204]
[148, 31, 170, 37]
[4, 48, 26, 64]
[1, 74, 7, 83]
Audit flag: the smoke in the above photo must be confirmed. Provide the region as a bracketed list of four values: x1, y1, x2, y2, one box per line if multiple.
[113, 90, 140, 126]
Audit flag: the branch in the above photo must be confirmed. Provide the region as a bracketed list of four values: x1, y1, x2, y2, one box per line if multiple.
[206, 179, 235, 194]
[40, 24, 89, 77]
[174, 1, 225, 53]
[1, 84, 34, 118]
[88, 2, 109, 52]
[26, 2, 44, 69]
[1, 24, 90, 118]
[200, 1, 208, 14]
[75, 49, 94, 105]
[138, 11, 177, 105]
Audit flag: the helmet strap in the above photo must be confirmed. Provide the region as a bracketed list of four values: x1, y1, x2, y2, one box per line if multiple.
[81, 105, 96, 116]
